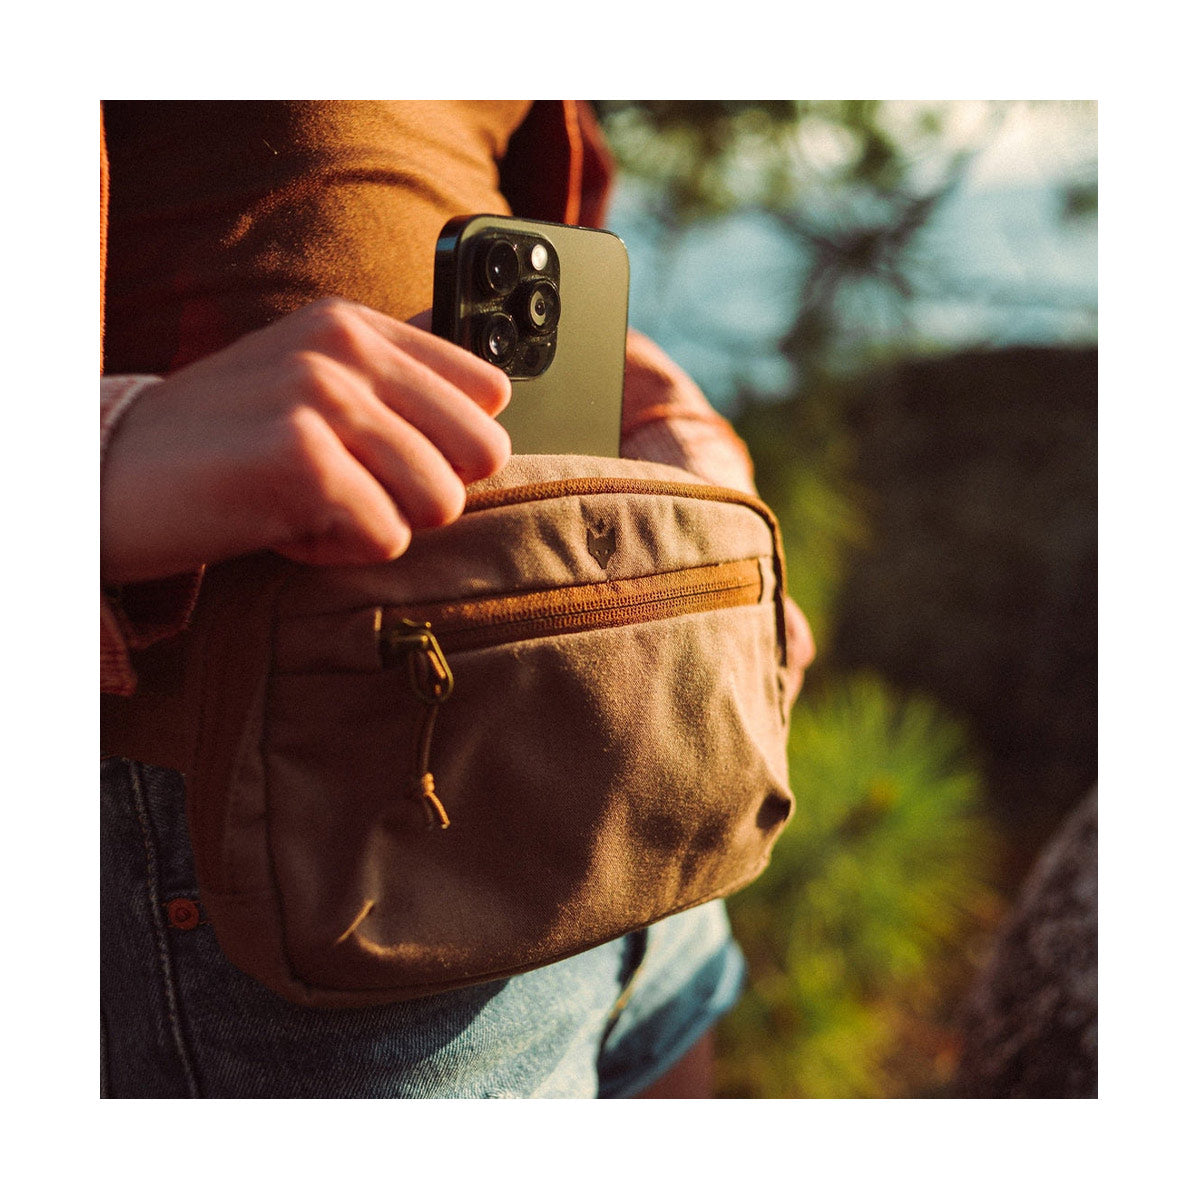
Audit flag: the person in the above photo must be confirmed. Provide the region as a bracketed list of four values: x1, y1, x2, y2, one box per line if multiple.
[100, 100, 814, 1098]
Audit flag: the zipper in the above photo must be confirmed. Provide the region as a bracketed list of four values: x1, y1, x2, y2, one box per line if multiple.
[377, 557, 765, 828]
[460, 475, 789, 667]
[378, 617, 455, 830]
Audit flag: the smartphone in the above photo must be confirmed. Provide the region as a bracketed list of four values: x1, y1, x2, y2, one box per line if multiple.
[432, 215, 629, 456]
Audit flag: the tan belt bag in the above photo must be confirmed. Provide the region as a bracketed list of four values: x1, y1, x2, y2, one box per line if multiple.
[101, 455, 795, 1007]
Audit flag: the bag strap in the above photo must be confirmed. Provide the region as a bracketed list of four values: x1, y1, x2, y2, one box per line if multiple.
[100, 552, 294, 775]
[100, 632, 198, 772]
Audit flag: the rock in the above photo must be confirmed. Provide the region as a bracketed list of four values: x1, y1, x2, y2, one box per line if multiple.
[953, 789, 1097, 1098]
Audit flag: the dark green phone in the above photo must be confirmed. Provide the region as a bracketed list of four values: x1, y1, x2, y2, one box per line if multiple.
[432, 215, 629, 457]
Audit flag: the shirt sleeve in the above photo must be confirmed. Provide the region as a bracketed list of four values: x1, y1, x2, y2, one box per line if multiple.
[101, 376, 204, 696]
[619, 328, 757, 494]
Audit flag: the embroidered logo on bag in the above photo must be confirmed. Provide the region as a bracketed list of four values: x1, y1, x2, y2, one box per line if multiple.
[585, 520, 617, 569]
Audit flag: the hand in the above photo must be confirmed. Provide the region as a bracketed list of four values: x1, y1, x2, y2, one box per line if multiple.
[101, 298, 512, 584]
[783, 596, 815, 710]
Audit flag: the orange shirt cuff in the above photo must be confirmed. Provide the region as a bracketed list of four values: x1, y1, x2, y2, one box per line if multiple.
[101, 376, 204, 694]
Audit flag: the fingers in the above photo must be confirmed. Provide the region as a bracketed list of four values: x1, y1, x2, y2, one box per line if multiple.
[264, 408, 414, 566]
[332, 299, 512, 418]
[283, 345, 504, 539]
[782, 595, 815, 709]
[350, 327, 512, 485]
[319, 370, 473, 529]
[294, 300, 512, 493]
[389, 319, 512, 420]
[786, 596, 816, 672]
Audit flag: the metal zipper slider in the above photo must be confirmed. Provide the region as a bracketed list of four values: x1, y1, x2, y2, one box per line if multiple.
[379, 617, 455, 829]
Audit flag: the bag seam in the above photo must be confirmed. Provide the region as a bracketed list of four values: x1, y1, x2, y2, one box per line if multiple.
[276, 850, 777, 1003]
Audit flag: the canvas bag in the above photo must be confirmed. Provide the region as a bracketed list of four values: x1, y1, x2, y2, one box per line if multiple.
[101, 453, 795, 1008]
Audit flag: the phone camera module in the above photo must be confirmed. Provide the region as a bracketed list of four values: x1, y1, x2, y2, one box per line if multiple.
[516, 281, 561, 336]
[478, 239, 521, 297]
[476, 313, 518, 368]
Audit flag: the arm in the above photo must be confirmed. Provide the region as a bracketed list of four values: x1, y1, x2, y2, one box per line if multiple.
[619, 328, 814, 704]
[101, 298, 513, 694]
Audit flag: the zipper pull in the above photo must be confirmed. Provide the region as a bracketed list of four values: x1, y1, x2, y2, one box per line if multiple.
[379, 617, 455, 829]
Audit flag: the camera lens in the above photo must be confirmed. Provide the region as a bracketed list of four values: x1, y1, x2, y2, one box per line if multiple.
[476, 313, 518, 368]
[517, 340, 554, 377]
[516, 281, 561, 335]
[478, 239, 520, 296]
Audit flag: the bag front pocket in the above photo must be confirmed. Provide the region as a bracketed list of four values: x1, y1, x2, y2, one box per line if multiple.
[378, 557, 768, 827]
[262, 555, 792, 998]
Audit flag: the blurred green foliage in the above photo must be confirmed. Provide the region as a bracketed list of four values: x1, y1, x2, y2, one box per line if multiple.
[733, 386, 861, 651]
[718, 675, 997, 1097]
[593, 100, 1095, 1096]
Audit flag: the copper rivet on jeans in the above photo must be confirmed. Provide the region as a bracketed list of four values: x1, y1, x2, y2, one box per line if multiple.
[166, 898, 201, 931]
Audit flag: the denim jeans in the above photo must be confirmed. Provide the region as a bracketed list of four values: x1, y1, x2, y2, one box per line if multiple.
[100, 757, 745, 1098]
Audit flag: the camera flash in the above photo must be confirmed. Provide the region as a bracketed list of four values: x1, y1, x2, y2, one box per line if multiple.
[530, 243, 548, 271]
